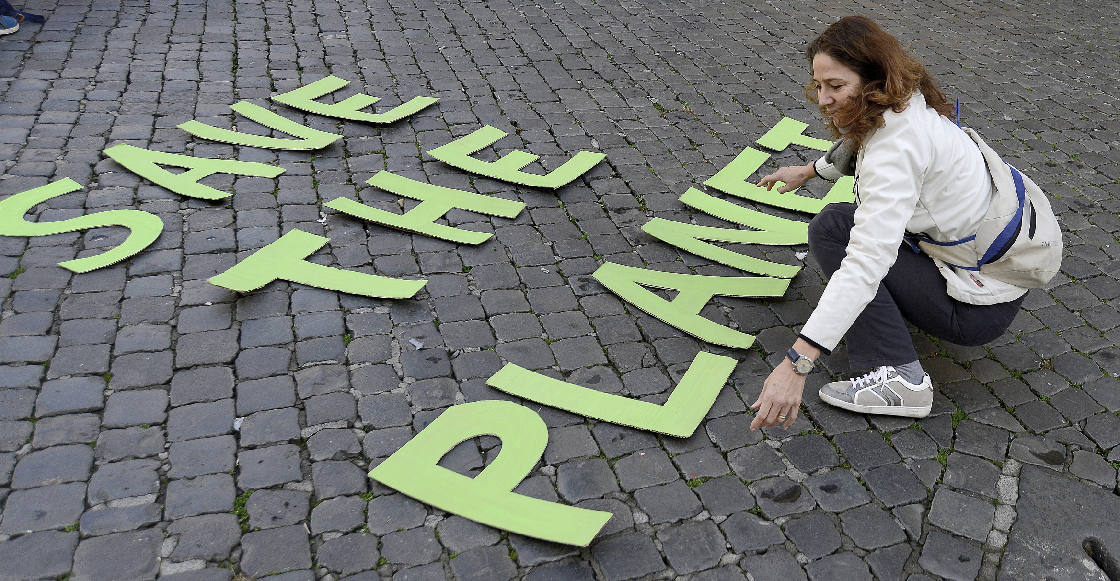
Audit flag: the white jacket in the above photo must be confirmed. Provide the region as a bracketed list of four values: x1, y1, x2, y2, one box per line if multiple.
[801, 93, 1027, 352]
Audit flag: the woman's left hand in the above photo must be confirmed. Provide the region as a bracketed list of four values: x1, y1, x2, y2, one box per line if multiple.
[750, 353, 811, 430]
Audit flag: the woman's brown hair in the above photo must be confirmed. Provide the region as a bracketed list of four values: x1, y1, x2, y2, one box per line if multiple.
[806, 15, 954, 150]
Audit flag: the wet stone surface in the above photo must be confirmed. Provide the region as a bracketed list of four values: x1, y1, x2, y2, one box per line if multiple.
[1, 0, 1119, 580]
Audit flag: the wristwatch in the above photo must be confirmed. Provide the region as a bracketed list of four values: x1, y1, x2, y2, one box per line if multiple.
[786, 348, 815, 375]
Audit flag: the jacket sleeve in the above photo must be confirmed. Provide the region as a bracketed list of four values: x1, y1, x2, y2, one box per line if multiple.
[800, 113, 930, 351]
[814, 139, 857, 181]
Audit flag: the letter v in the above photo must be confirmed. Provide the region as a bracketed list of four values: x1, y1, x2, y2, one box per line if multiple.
[179, 102, 340, 150]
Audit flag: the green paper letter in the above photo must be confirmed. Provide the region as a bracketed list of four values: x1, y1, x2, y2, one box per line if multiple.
[179, 102, 340, 150]
[705, 146, 848, 214]
[0, 178, 163, 273]
[325, 171, 525, 244]
[427, 126, 605, 189]
[369, 400, 612, 546]
[755, 117, 833, 151]
[591, 261, 789, 349]
[642, 188, 804, 278]
[210, 229, 426, 298]
[272, 75, 438, 124]
[488, 352, 736, 437]
[104, 144, 285, 200]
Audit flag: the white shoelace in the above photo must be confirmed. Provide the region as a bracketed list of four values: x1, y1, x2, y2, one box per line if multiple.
[850, 366, 891, 391]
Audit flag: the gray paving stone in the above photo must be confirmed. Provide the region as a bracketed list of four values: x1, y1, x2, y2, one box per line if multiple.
[240, 525, 312, 579]
[165, 473, 236, 519]
[803, 551, 872, 581]
[437, 515, 502, 553]
[0, 482, 86, 534]
[740, 548, 807, 581]
[590, 533, 666, 581]
[591, 423, 658, 458]
[168, 513, 241, 561]
[861, 464, 928, 508]
[368, 493, 428, 535]
[310, 494, 366, 535]
[168, 398, 235, 442]
[524, 561, 595, 581]
[833, 430, 901, 471]
[694, 474, 755, 516]
[544, 424, 598, 464]
[1009, 434, 1067, 469]
[556, 457, 619, 502]
[167, 435, 236, 479]
[70, 528, 162, 581]
[450, 545, 518, 581]
[928, 487, 995, 542]
[720, 511, 785, 554]
[781, 433, 840, 472]
[727, 443, 785, 482]
[87, 458, 159, 504]
[32, 413, 101, 448]
[1069, 449, 1117, 488]
[11, 443, 93, 489]
[170, 366, 235, 406]
[839, 503, 906, 550]
[864, 543, 911, 581]
[34, 376, 105, 417]
[943, 452, 1001, 499]
[657, 520, 726, 574]
[236, 375, 297, 415]
[246, 489, 310, 531]
[919, 530, 983, 581]
[634, 480, 702, 523]
[954, 419, 1010, 462]
[317, 532, 381, 576]
[612, 448, 677, 491]
[785, 510, 841, 560]
[0, 530, 79, 580]
[750, 476, 816, 519]
[102, 388, 168, 429]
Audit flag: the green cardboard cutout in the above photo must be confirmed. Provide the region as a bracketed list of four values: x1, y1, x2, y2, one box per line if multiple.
[271, 75, 439, 124]
[427, 126, 605, 189]
[591, 262, 788, 349]
[179, 102, 340, 150]
[104, 144, 285, 200]
[209, 229, 426, 298]
[0, 178, 163, 273]
[680, 186, 809, 242]
[326, 171, 525, 244]
[368, 400, 612, 546]
[487, 352, 736, 438]
[643, 187, 806, 278]
[755, 117, 833, 151]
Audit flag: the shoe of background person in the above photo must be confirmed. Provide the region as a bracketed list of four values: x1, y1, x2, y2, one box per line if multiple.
[0, 15, 17, 35]
[818, 366, 933, 418]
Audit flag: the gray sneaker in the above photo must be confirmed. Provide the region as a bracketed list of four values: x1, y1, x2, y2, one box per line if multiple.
[819, 366, 932, 418]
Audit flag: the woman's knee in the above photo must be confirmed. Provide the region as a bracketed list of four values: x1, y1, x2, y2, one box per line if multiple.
[808, 203, 856, 273]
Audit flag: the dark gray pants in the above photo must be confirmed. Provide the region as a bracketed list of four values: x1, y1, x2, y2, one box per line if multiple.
[808, 203, 1025, 369]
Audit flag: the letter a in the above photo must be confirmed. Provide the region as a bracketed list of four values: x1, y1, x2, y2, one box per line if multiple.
[209, 229, 425, 299]
[369, 400, 612, 546]
[105, 144, 284, 200]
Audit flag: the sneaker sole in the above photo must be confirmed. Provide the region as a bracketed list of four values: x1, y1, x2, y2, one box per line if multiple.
[819, 390, 931, 418]
[0, 25, 16, 35]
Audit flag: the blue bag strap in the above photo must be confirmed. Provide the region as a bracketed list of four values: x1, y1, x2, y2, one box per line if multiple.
[977, 163, 1026, 267]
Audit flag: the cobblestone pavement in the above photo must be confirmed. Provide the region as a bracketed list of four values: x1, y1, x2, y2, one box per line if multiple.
[1, 0, 1119, 579]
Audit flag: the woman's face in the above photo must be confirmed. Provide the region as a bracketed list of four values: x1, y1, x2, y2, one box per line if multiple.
[812, 52, 863, 124]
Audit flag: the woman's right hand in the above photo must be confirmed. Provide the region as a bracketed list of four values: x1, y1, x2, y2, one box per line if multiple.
[756, 163, 816, 193]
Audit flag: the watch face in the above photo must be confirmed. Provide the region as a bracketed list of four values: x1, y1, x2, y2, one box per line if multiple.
[794, 357, 814, 374]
